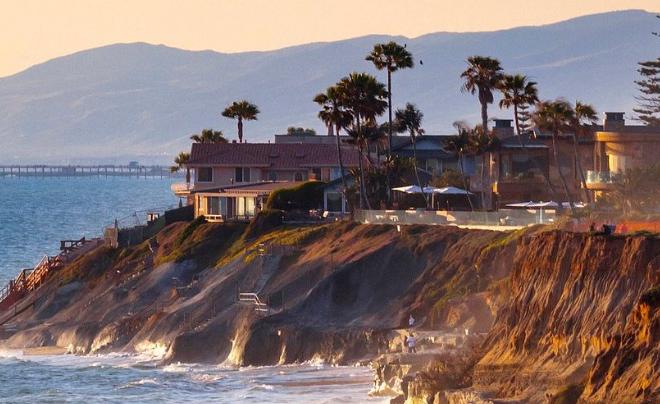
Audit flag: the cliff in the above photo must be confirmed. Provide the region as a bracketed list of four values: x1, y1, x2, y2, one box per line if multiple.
[472, 231, 660, 404]
[0, 219, 517, 368]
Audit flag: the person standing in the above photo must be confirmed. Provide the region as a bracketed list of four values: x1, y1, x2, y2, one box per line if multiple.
[406, 334, 417, 354]
[408, 315, 416, 330]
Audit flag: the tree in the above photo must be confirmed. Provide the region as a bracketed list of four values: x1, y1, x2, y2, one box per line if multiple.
[394, 103, 429, 208]
[365, 41, 414, 157]
[345, 120, 385, 210]
[532, 100, 576, 213]
[571, 101, 598, 204]
[461, 56, 504, 208]
[221, 100, 260, 143]
[634, 15, 660, 125]
[498, 74, 560, 203]
[334, 72, 388, 210]
[460, 56, 504, 131]
[314, 85, 353, 213]
[470, 127, 501, 210]
[189, 129, 227, 144]
[170, 151, 191, 183]
[286, 127, 316, 135]
[444, 122, 475, 211]
[634, 58, 660, 125]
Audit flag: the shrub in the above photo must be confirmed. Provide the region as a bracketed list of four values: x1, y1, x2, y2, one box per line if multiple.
[176, 216, 206, 246]
[243, 209, 285, 240]
[266, 181, 324, 211]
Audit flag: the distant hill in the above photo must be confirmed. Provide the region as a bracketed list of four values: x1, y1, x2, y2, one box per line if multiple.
[0, 10, 657, 163]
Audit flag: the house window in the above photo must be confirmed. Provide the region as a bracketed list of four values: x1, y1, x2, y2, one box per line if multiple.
[294, 171, 304, 181]
[235, 167, 251, 183]
[268, 171, 277, 181]
[197, 167, 212, 183]
[426, 159, 439, 173]
[312, 168, 322, 180]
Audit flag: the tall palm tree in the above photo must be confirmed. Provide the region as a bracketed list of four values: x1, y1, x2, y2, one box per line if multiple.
[170, 151, 191, 183]
[571, 101, 598, 204]
[470, 126, 501, 210]
[365, 42, 414, 156]
[532, 100, 576, 213]
[444, 122, 475, 212]
[314, 85, 353, 212]
[221, 100, 260, 143]
[461, 56, 503, 208]
[498, 74, 560, 203]
[189, 129, 228, 144]
[394, 103, 429, 208]
[460, 56, 504, 131]
[334, 72, 388, 210]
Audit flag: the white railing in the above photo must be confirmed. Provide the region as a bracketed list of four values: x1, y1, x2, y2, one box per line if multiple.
[238, 293, 269, 312]
[586, 171, 619, 184]
[170, 182, 191, 193]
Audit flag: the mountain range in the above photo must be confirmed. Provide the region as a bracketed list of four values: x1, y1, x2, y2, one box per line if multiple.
[0, 9, 657, 163]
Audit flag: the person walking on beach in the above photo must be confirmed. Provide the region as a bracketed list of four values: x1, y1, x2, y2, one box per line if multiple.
[406, 334, 417, 354]
[408, 315, 416, 330]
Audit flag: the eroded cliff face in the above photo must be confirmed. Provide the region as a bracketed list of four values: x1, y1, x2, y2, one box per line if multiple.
[0, 221, 516, 368]
[474, 231, 660, 404]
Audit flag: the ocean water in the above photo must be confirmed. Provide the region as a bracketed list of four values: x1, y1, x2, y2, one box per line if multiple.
[0, 177, 180, 286]
[0, 178, 383, 403]
[0, 351, 384, 403]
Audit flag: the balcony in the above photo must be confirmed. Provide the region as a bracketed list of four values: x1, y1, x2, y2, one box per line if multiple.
[585, 171, 619, 190]
[171, 182, 192, 195]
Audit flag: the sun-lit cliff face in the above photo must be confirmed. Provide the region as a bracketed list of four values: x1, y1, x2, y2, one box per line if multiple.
[475, 231, 660, 404]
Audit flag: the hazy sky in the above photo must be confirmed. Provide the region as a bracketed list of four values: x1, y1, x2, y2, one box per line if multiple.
[0, 0, 657, 77]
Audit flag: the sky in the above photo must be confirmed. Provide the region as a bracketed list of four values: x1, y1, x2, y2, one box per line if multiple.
[0, 0, 658, 78]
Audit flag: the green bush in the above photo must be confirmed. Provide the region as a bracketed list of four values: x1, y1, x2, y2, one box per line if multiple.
[243, 209, 285, 240]
[265, 181, 324, 211]
[176, 215, 206, 246]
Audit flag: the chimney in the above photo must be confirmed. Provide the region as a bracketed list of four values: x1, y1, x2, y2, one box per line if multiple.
[603, 112, 625, 131]
[492, 119, 514, 139]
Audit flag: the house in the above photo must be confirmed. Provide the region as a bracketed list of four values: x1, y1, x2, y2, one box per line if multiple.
[491, 119, 595, 207]
[177, 142, 361, 221]
[389, 135, 475, 176]
[587, 112, 660, 194]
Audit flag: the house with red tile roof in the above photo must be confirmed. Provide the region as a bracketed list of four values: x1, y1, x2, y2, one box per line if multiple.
[176, 143, 360, 221]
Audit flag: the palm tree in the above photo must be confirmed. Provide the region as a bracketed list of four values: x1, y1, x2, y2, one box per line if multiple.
[221, 100, 260, 143]
[345, 120, 384, 210]
[571, 101, 598, 204]
[170, 151, 191, 183]
[189, 129, 228, 144]
[444, 123, 475, 212]
[366, 42, 414, 157]
[460, 56, 504, 131]
[470, 127, 501, 210]
[498, 74, 560, 203]
[532, 100, 576, 213]
[461, 56, 503, 208]
[314, 85, 353, 213]
[394, 103, 429, 208]
[334, 72, 388, 210]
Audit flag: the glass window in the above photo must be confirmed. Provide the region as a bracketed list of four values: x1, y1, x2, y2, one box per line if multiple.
[234, 167, 251, 183]
[246, 198, 256, 216]
[197, 167, 212, 182]
[426, 159, 439, 173]
[326, 192, 343, 212]
[294, 171, 304, 181]
[237, 197, 246, 216]
[268, 171, 277, 181]
[206, 197, 220, 215]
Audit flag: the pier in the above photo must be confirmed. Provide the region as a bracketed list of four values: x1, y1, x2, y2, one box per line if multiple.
[0, 165, 184, 178]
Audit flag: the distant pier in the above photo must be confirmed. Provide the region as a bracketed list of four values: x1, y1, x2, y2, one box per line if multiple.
[0, 165, 184, 178]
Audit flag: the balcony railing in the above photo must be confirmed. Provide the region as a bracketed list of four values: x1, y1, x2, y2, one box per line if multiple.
[586, 171, 620, 184]
[171, 182, 192, 194]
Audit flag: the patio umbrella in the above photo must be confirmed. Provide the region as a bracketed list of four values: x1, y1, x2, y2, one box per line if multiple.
[433, 186, 473, 195]
[392, 185, 424, 194]
[505, 201, 536, 208]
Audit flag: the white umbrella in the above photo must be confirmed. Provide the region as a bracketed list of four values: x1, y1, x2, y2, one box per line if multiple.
[505, 201, 536, 208]
[433, 186, 473, 195]
[392, 185, 424, 194]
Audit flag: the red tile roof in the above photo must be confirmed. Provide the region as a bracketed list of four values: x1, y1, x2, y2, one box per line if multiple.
[189, 143, 361, 168]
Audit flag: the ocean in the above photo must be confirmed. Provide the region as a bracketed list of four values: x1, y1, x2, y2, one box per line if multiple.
[0, 177, 384, 403]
